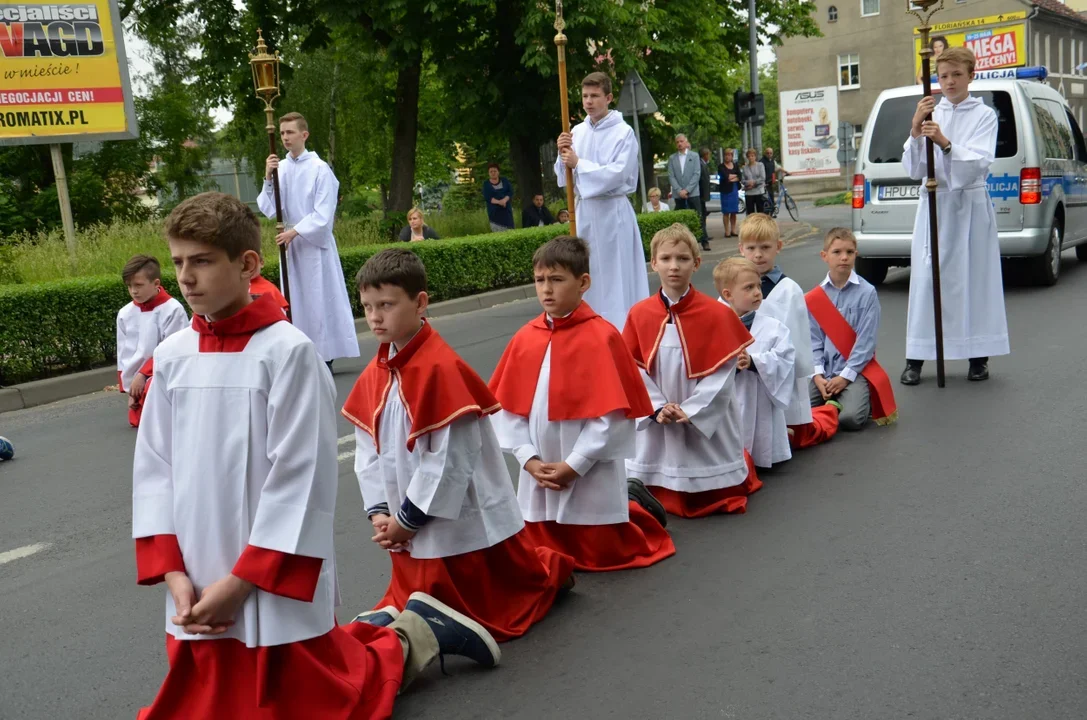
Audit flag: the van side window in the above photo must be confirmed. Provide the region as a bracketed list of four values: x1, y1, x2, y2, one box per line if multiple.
[1063, 109, 1087, 162]
[1031, 98, 1074, 161]
[865, 91, 1017, 163]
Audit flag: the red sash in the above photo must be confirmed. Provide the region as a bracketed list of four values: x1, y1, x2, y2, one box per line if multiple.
[805, 286, 898, 426]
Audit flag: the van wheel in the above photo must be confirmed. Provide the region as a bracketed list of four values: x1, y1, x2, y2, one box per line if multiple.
[1030, 222, 1062, 286]
[855, 257, 889, 285]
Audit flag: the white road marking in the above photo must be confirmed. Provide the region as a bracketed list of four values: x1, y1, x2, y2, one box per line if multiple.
[338, 434, 355, 463]
[0, 542, 51, 565]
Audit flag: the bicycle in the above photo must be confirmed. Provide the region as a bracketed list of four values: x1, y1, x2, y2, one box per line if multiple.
[770, 177, 799, 222]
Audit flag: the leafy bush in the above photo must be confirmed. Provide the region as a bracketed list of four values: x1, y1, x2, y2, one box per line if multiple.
[0, 210, 698, 385]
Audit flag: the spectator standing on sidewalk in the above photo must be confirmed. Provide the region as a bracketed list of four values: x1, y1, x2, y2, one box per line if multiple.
[667, 134, 701, 212]
[697, 148, 712, 250]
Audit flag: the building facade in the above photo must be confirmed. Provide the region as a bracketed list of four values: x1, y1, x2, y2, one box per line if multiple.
[777, 0, 1087, 190]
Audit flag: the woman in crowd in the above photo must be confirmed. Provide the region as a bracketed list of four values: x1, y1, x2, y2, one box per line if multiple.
[742, 148, 767, 216]
[643, 187, 669, 213]
[399, 207, 441, 242]
[719, 149, 741, 236]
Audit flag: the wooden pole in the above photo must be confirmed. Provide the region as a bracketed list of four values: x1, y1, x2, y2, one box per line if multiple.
[265, 107, 292, 322]
[917, 22, 946, 388]
[49, 144, 77, 272]
[555, 0, 576, 235]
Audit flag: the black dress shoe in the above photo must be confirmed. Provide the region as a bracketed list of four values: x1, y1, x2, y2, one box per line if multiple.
[900, 365, 922, 385]
[967, 361, 989, 381]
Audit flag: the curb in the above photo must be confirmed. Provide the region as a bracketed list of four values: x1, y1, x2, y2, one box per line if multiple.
[3, 226, 817, 415]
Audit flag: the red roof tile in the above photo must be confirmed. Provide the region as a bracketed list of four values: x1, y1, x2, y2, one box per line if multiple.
[1032, 0, 1087, 24]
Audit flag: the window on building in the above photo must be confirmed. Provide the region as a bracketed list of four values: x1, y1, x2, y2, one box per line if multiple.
[861, 0, 879, 17]
[828, 5, 838, 22]
[838, 54, 860, 90]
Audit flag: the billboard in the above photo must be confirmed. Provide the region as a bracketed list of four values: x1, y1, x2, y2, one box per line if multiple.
[914, 12, 1028, 77]
[779, 86, 840, 178]
[0, 0, 137, 144]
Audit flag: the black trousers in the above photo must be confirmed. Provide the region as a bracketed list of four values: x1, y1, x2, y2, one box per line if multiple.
[745, 194, 767, 215]
[673, 196, 699, 211]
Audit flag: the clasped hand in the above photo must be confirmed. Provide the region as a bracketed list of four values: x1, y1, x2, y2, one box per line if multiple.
[525, 458, 578, 491]
[556, 132, 579, 169]
[812, 373, 850, 400]
[370, 513, 415, 550]
[911, 97, 949, 149]
[655, 402, 691, 425]
[166, 571, 252, 636]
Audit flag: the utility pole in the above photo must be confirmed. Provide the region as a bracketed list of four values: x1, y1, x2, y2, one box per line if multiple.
[748, 0, 761, 151]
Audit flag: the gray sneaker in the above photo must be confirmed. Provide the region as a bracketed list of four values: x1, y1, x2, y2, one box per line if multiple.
[404, 592, 501, 668]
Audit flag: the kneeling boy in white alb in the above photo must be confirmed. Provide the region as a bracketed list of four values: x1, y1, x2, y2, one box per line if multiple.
[624, 224, 762, 518]
[715, 257, 796, 469]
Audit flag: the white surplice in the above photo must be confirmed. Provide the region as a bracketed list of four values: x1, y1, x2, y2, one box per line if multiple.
[354, 379, 523, 560]
[902, 95, 1009, 360]
[132, 322, 339, 647]
[491, 345, 633, 526]
[734, 313, 795, 468]
[116, 298, 188, 392]
[759, 278, 814, 425]
[625, 324, 748, 492]
[257, 150, 361, 362]
[554, 110, 649, 331]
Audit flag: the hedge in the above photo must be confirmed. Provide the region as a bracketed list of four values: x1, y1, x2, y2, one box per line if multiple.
[0, 209, 699, 386]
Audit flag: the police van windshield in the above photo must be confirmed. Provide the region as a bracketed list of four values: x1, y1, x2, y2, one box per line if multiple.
[866, 91, 1017, 163]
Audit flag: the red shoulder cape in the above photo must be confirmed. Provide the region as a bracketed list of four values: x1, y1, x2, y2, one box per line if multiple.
[805, 286, 898, 425]
[488, 302, 652, 420]
[623, 288, 753, 378]
[341, 321, 500, 451]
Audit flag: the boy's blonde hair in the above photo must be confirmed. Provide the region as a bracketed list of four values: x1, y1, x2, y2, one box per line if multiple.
[823, 226, 858, 251]
[650, 223, 700, 260]
[936, 46, 976, 75]
[648, 187, 661, 199]
[713, 257, 760, 295]
[738, 213, 779, 245]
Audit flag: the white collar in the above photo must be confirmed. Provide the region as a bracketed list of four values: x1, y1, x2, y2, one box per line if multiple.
[820, 270, 860, 289]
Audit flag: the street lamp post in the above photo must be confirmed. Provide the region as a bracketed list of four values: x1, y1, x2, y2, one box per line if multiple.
[249, 30, 292, 320]
[906, 0, 946, 387]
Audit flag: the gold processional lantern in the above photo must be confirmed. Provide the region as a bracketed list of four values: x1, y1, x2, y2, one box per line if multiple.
[248, 30, 281, 125]
[247, 29, 292, 318]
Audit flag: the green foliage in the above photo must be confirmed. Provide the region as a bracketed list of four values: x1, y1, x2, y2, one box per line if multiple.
[0, 210, 697, 384]
[815, 191, 851, 206]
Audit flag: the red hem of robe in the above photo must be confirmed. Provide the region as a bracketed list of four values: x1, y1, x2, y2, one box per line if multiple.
[519, 502, 676, 573]
[233, 545, 324, 602]
[135, 535, 186, 586]
[648, 452, 762, 518]
[136, 624, 403, 720]
[375, 529, 574, 643]
[789, 405, 840, 450]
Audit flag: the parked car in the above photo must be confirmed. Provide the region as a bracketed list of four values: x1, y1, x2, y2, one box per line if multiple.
[851, 67, 1087, 286]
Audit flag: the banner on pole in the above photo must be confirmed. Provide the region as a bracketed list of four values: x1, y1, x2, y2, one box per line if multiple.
[0, 0, 138, 144]
[779, 86, 840, 178]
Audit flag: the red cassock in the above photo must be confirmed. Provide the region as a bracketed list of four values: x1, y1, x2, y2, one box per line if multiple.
[623, 289, 763, 517]
[342, 321, 574, 641]
[135, 535, 403, 720]
[489, 302, 675, 571]
[789, 405, 840, 450]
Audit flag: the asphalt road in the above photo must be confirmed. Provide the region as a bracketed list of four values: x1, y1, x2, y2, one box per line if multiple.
[3, 203, 1087, 719]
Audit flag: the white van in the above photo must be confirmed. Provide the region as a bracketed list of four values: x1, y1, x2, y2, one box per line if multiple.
[852, 67, 1087, 286]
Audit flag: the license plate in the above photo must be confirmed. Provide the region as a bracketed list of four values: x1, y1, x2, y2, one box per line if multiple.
[877, 184, 921, 201]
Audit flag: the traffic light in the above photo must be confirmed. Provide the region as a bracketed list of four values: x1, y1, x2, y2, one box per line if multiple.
[734, 91, 766, 127]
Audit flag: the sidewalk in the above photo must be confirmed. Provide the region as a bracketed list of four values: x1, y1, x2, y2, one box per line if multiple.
[0, 215, 818, 415]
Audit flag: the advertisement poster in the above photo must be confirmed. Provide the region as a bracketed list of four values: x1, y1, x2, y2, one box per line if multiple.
[0, 0, 137, 144]
[914, 12, 1027, 76]
[779, 86, 840, 177]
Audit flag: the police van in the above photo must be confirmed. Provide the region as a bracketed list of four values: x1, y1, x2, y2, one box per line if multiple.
[852, 67, 1087, 286]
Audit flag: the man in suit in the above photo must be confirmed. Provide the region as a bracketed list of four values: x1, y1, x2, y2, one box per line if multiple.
[667, 134, 701, 211]
[522, 193, 556, 227]
[697, 148, 712, 251]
